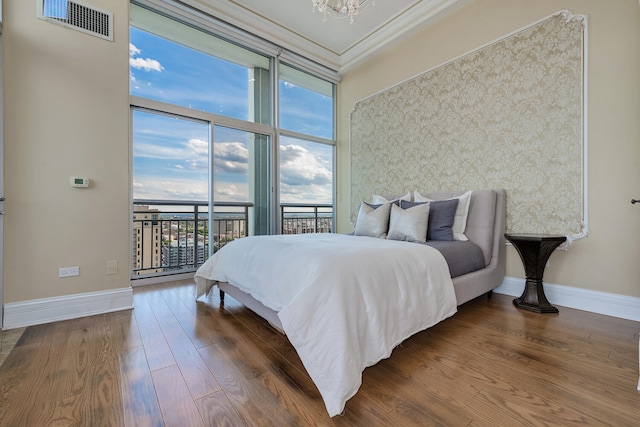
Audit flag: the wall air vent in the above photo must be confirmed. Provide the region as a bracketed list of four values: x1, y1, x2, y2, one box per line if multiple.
[38, 0, 113, 41]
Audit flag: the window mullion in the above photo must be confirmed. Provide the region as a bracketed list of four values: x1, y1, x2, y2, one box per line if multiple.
[130, 96, 274, 137]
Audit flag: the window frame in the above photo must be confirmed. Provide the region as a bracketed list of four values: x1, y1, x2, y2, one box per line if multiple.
[129, 0, 337, 242]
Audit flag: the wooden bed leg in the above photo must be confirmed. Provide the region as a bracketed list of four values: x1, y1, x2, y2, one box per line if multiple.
[219, 289, 225, 304]
[487, 290, 493, 299]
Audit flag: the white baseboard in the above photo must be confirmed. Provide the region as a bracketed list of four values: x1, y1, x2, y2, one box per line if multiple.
[3, 278, 637, 330]
[495, 277, 640, 322]
[2, 287, 133, 330]
[130, 271, 195, 287]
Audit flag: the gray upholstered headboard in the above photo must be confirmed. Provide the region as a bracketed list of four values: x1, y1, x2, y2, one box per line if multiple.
[415, 189, 505, 267]
[352, 188, 506, 305]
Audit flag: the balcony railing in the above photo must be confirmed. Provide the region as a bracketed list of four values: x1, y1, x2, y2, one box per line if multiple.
[281, 203, 333, 234]
[132, 200, 250, 278]
[133, 200, 333, 278]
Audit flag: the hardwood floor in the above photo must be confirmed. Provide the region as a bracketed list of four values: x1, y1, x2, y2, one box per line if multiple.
[0, 280, 638, 426]
[0, 327, 24, 368]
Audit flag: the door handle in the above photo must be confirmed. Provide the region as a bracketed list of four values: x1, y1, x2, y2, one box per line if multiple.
[632, 199, 639, 204]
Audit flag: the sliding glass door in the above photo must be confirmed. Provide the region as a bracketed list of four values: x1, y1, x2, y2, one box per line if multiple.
[131, 102, 273, 277]
[131, 108, 211, 277]
[212, 125, 271, 249]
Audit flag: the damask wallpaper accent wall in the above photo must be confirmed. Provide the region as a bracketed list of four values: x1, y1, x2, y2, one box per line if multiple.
[350, 11, 586, 238]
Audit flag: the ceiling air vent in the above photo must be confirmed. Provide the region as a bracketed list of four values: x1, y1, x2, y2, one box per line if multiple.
[38, 0, 113, 41]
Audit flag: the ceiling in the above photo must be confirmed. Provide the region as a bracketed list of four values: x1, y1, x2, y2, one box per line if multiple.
[191, 0, 466, 73]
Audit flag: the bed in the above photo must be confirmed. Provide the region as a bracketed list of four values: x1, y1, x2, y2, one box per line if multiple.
[195, 188, 506, 417]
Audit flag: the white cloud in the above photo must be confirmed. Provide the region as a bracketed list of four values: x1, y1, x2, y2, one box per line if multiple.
[133, 175, 249, 203]
[134, 139, 331, 203]
[134, 142, 189, 161]
[214, 142, 248, 174]
[280, 144, 332, 186]
[135, 138, 207, 163]
[279, 143, 332, 204]
[133, 177, 208, 201]
[187, 138, 208, 156]
[129, 43, 163, 72]
[129, 43, 141, 57]
[280, 182, 332, 204]
[130, 57, 164, 72]
[214, 183, 248, 202]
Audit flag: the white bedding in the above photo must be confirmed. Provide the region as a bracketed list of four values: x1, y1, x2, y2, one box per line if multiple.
[194, 233, 457, 417]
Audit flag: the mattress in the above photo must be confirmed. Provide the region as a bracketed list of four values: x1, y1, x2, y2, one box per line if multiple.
[424, 240, 486, 278]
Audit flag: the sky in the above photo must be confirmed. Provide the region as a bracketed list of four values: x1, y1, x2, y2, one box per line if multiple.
[130, 27, 334, 205]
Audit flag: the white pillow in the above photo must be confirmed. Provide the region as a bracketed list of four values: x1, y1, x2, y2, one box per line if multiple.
[387, 203, 430, 243]
[372, 192, 411, 204]
[413, 190, 472, 241]
[354, 202, 391, 238]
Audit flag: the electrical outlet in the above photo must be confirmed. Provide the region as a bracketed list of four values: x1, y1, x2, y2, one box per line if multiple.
[106, 260, 118, 275]
[59, 266, 79, 278]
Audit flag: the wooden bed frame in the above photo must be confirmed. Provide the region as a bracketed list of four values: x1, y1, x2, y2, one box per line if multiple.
[216, 189, 506, 332]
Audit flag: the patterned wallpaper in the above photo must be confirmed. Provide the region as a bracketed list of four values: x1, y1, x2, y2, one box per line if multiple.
[350, 11, 586, 238]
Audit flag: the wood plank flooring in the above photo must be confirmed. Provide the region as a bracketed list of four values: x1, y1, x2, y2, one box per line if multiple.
[0, 327, 24, 368]
[0, 280, 639, 426]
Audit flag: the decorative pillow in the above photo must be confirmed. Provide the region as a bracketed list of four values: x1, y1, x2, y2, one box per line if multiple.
[387, 202, 430, 243]
[372, 192, 411, 204]
[354, 202, 391, 238]
[413, 191, 472, 241]
[401, 199, 458, 241]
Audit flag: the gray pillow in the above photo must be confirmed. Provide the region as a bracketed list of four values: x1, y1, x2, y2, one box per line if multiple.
[387, 203, 430, 243]
[354, 202, 391, 238]
[401, 198, 459, 241]
[414, 191, 472, 241]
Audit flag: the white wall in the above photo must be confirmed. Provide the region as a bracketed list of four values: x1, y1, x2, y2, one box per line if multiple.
[3, 0, 130, 305]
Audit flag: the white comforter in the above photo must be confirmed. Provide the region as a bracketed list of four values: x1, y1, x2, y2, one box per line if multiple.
[194, 233, 457, 417]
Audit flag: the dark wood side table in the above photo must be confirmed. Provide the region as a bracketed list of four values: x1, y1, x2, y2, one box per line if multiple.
[505, 233, 566, 313]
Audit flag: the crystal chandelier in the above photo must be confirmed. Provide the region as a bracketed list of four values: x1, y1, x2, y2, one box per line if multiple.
[312, 0, 371, 24]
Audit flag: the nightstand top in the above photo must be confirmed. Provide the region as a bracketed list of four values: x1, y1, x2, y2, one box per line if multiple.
[505, 233, 567, 242]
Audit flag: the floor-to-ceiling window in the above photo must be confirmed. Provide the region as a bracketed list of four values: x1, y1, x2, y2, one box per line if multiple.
[129, 1, 336, 279]
[279, 65, 335, 233]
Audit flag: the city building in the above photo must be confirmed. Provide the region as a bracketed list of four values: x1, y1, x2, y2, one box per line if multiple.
[132, 205, 163, 276]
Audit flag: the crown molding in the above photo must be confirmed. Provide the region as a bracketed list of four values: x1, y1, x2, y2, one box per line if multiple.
[181, 0, 465, 74]
[339, 0, 466, 72]
[184, 0, 342, 71]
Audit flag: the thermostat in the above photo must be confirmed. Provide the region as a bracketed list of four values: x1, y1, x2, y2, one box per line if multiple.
[70, 177, 90, 188]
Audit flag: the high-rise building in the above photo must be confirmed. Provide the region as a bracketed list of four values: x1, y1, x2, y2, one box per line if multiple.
[133, 206, 164, 276]
[161, 237, 208, 271]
